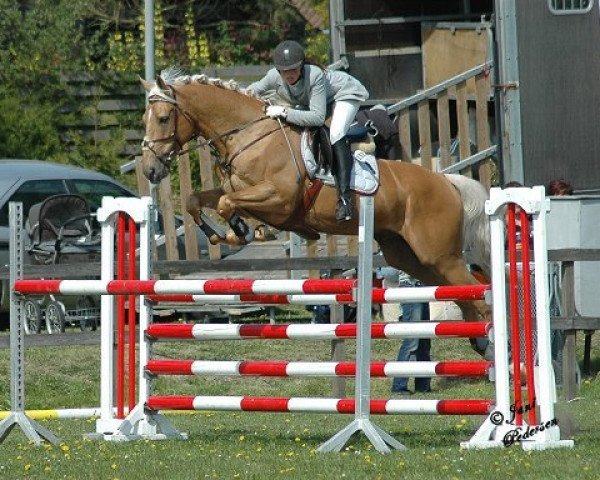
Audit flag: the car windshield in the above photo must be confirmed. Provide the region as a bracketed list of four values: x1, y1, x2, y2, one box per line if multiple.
[0, 179, 68, 227]
[68, 179, 135, 211]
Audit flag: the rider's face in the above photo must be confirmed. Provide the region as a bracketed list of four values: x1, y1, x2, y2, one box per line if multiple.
[278, 67, 302, 85]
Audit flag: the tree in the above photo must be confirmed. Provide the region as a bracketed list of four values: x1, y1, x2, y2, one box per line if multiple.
[0, 0, 324, 178]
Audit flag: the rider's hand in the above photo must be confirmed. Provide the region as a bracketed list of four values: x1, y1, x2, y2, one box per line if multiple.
[266, 105, 288, 119]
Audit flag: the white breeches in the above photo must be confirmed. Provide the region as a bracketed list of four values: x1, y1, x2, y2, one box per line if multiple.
[329, 100, 361, 144]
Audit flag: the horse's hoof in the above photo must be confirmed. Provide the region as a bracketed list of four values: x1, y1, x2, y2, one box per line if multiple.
[208, 234, 221, 245]
[256, 225, 277, 241]
[225, 229, 245, 246]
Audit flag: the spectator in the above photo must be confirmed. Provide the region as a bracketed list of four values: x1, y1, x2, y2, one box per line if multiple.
[546, 178, 575, 386]
[547, 178, 574, 196]
[378, 267, 431, 395]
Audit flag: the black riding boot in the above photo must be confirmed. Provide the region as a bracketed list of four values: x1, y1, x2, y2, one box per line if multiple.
[332, 138, 354, 222]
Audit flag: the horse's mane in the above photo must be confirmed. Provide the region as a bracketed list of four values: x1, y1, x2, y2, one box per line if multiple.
[154, 66, 264, 104]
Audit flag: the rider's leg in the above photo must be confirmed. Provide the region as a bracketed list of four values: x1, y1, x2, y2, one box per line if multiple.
[330, 100, 360, 222]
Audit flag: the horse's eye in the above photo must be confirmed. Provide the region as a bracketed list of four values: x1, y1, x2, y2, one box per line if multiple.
[158, 115, 170, 125]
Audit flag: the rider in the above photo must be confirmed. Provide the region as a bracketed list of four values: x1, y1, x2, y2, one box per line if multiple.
[246, 40, 369, 222]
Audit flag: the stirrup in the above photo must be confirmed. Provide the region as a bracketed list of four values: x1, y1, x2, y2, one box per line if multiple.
[335, 197, 353, 222]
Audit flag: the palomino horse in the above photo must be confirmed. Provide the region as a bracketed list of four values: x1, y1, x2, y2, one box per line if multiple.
[140, 70, 491, 328]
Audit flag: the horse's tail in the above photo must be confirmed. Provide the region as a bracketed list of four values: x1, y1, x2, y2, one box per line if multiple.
[445, 174, 491, 277]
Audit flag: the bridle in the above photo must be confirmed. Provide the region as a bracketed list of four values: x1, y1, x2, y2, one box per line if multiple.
[141, 88, 198, 168]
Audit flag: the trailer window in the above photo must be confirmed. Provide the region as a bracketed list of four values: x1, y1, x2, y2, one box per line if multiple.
[548, 0, 593, 14]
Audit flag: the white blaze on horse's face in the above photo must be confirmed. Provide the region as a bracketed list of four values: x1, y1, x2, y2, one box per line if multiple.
[141, 101, 178, 184]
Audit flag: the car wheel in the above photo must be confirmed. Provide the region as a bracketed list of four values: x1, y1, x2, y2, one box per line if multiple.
[76, 295, 98, 332]
[45, 301, 66, 334]
[23, 300, 43, 334]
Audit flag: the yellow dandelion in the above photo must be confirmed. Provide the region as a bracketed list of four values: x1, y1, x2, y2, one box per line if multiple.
[239, 435, 245, 441]
[112, 463, 118, 470]
[24, 464, 32, 471]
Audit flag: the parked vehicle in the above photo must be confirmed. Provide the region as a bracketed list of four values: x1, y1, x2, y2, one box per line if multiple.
[0, 159, 228, 329]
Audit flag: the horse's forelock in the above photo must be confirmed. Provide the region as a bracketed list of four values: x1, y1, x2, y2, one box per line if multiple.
[147, 85, 176, 104]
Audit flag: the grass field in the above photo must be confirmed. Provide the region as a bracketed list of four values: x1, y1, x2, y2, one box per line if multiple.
[0, 311, 599, 480]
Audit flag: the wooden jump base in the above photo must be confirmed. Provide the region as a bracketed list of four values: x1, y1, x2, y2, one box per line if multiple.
[1, 190, 574, 452]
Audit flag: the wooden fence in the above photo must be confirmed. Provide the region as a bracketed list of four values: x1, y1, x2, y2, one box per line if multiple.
[388, 61, 496, 189]
[64, 66, 271, 157]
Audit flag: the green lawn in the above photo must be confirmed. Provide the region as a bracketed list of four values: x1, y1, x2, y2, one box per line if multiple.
[0, 316, 598, 480]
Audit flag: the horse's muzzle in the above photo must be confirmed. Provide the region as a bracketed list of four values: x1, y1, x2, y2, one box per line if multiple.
[142, 152, 172, 184]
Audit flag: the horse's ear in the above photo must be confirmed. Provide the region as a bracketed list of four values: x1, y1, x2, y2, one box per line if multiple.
[139, 76, 154, 92]
[156, 75, 169, 91]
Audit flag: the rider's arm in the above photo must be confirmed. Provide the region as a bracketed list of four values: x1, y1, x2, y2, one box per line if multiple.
[285, 68, 327, 127]
[246, 69, 280, 97]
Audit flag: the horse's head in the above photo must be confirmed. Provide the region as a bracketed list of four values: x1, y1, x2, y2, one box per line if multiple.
[140, 76, 195, 184]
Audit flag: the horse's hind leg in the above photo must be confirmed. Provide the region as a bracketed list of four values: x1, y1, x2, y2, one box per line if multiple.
[413, 255, 493, 359]
[378, 234, 491, 359]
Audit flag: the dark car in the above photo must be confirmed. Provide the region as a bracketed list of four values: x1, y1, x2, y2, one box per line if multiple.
[0, 159, 227, 329]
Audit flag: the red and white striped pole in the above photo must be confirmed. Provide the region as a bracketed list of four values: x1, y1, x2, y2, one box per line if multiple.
[146, 359, 493, 378]
[146, 395, 494, 416]
[13, 280, 490, 303]
[145, 321, 490, 340]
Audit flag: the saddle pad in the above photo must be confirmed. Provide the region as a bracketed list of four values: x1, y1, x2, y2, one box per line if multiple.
[301, 131, 379, 195]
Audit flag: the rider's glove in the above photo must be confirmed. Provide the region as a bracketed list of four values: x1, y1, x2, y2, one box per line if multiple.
[266, 105, 288, 119]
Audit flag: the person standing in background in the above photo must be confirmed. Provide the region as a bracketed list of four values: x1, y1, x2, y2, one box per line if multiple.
[377, 267, 431, 395]
[547, 178, 575, 386]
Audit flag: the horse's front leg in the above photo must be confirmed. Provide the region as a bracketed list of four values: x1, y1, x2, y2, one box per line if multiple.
[217, 182, 290, 244]
[186, 188, 228, 244]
